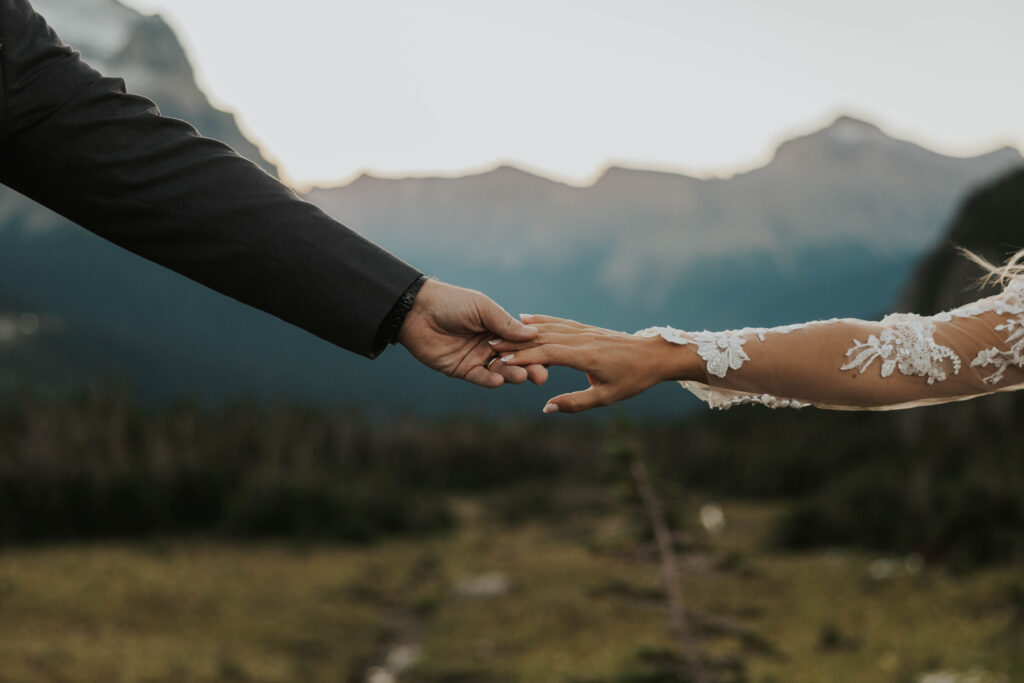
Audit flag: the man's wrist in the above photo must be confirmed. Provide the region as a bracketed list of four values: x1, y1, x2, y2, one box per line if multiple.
[374, 275, 429, 351]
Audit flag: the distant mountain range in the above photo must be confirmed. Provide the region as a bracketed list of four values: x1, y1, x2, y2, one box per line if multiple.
[0, 0, 1022, 413]
[308, 116, 1020, 289]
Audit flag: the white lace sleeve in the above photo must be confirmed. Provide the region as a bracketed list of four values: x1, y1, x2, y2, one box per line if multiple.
[637, 278, 1024, 410]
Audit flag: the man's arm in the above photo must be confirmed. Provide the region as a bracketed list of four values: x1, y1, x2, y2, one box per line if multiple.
[0, 0, 421, 357]
[0, 0, 544, 385]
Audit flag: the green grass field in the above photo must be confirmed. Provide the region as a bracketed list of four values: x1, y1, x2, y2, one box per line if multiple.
[0, 495, 1020, 683]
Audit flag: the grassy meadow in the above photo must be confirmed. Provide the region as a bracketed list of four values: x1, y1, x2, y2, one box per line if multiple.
[0, 389, 1022, 682]
[0, 496, 1021, 682]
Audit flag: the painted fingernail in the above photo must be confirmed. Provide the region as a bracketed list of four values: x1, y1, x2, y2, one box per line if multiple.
[543, 403, 559, 413]
[488, 339, 501, 346]
[500, 354, 515, 362]
[519, 313, 534, 320]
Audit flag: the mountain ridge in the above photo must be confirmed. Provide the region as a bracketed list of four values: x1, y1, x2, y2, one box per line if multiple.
[314, 116, 1021, 193]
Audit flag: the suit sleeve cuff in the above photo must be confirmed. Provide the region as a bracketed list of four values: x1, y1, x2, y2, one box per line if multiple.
[368, 274, 429, 359]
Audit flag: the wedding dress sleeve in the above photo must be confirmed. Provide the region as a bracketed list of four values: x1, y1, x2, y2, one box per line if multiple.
[636, 277, 1024, 411]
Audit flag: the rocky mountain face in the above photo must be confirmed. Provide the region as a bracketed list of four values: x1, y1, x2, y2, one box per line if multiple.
[898, 168, 1024, 315]
[0, 0, 278, 238]
[29, 0, 277, 177]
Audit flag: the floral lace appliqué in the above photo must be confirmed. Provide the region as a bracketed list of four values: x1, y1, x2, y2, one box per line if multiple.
[840, 317, 961, 384]
[637, 327, 750, 378]
[971, 315, 1024, 384]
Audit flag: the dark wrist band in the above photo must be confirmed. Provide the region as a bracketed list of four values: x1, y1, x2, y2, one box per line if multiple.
[375, 275, 429, 348]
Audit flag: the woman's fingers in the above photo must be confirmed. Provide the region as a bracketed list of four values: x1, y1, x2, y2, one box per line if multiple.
[490, 341, 540, 354]
[489, 321, 615, 352]
[520, 313, 586, 328]
[499, 344, 587, 371]
[542, 386, 611, 414]
[490, 332, 587, 354]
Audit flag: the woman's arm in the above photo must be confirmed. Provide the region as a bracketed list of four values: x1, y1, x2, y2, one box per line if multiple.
[494, 278, 1024, 413]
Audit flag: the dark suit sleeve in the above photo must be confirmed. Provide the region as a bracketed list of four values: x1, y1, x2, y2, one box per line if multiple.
[0, 0, 422, 358]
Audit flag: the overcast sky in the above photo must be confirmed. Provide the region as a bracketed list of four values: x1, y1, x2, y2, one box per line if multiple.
[121, 0, 1024, 189]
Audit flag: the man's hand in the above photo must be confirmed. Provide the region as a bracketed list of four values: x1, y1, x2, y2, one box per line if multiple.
[398, 280, 549, 388]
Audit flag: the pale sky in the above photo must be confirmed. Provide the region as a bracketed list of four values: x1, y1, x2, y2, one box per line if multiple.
[121, 0, 1024, 189]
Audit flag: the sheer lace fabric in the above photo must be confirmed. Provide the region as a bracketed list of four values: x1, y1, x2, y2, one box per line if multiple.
[637, 277, 1024, 410]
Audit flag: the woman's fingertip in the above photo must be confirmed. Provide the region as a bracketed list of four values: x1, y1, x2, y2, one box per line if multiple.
[500, 354, 515, 362]
[487, 338, 501, 346]
[543, 403, 560, 414]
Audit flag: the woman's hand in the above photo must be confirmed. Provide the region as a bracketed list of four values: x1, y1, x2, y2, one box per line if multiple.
[489, 314, 703, 413]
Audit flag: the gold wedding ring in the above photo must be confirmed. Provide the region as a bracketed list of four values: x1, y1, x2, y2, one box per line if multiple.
[484, 354, 501, 371]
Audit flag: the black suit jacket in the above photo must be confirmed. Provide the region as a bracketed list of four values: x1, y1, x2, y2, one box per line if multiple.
[0, 0, 422, 358]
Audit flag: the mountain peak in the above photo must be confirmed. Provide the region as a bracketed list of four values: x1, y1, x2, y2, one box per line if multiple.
[474, 164, 551, 182]
[770, 115, 1023, 169]
[822, 115, 888, 144]
[767, 115, 906, 167]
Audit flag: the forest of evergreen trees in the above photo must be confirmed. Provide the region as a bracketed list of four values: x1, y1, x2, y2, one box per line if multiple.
[1, 384, 1020, 571]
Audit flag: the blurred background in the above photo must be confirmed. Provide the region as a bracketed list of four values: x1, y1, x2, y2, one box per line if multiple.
[1, 0, 1022, 681]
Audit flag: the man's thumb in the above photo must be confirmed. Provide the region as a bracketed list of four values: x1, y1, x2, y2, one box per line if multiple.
[479, 298, 537, 342]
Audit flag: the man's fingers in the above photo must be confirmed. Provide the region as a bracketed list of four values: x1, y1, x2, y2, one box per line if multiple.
[542, 387, 609, 414]
[494, 362, 529, 385]
[479, 298, 537, 342]
[463, 365, 505, 389]
[525, 363, 549, 385]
